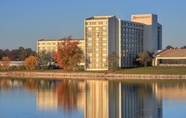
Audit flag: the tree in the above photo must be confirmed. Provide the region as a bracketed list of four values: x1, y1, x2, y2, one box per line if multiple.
[166, 45, 174, 49]
[38, 50, 52, 69]
[108, 52, 119, 71]
[136, 52, 152, 67]
[0, 49, 4, 60]
[1, 56, 11, 71]
[180, 46, 186, 49]
[24, 56, 38, 70]
[53, 36, 83, 71]
[0, 47, 36, 61]
[19, 47, 36, 61]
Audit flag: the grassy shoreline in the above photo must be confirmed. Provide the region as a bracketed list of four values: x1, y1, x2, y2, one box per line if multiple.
[0, 66, 186, 75]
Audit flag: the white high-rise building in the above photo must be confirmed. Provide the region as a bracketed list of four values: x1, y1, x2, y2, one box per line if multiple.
[84, 14, 162, 70]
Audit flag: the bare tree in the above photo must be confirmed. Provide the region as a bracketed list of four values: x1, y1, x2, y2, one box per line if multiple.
[108, 52, 119, 71]
[38, 50, 52, 69]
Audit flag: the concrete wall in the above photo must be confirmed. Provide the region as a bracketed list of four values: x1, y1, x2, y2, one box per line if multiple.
[0, 72, 186, 79]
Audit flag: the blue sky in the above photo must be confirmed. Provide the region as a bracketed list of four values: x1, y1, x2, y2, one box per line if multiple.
[0, 0, 186, 51]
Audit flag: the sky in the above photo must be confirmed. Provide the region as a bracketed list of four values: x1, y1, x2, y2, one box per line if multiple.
[0, 0, 186, 51]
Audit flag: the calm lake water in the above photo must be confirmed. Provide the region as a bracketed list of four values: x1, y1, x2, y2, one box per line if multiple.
[0, 78, 186, 118]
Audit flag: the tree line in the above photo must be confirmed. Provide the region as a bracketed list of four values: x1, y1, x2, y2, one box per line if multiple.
[166, 45, 186, 49]
[0, 46, 36, 61]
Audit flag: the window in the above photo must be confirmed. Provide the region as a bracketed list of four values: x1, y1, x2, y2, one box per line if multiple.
[103, 21, 107, 24]
[102, 38, 106, 40]
[96, 27, 99, 31]
[88, 27, 92, 31]
[87, 38, 92, 42]
[87, 49, 92, 53]
[103, 43, 107, 45]
[102, 27, 107, 31]
[102, 32, 106, 36]
[87, 32, 92, 37]
[86, 22, 92, 25]
[95, 32, 99, 37]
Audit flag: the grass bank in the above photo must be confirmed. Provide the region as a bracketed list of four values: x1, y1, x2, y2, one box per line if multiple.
[0, 66, 186, 75]
[113, 66, 186, 74]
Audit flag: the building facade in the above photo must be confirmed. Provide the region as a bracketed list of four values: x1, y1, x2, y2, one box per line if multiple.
[84, 14, 162, 70]
[84, 16, 118, 70]
[37, 39, 84, 54]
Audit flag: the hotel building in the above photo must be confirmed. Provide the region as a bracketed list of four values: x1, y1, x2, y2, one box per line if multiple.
[84, 14, 162, 70]
[37, 39, 85, 54]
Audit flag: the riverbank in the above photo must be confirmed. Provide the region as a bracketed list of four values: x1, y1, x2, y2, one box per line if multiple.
[0, 71, 186, 79]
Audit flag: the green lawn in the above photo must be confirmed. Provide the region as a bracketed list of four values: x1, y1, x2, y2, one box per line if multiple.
[113, 66, 186, 74]
[1, 66, 186, 75]
[36, 66, 186, 74]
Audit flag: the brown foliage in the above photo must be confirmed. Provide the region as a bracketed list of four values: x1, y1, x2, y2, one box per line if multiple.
[24, 56, 38, 70]
[53, 36, 83, 71]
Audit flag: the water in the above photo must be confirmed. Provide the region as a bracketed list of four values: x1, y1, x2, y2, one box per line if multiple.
[0, 78, 186, 118]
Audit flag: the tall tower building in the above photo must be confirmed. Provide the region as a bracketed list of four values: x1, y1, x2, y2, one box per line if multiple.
[84, 16, 119, 70]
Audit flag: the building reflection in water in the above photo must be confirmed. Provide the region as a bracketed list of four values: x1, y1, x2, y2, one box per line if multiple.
[2, 78, 186, 118]
[85, 80, 109, 118]
[85, 80, 162, 118]
[36, 79, 85, 112]
[37, 89, 58, 110]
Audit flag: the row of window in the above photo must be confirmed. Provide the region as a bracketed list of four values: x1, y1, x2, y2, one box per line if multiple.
[121, 36, 143, 40]
[38, 42, 56, 45]
[121, 42, 143, 44]
[121, 22, 144, 28]
[86, 21, 107, 25]
[86, 32, 107, 37]
[87, 27, 107, 31]
[159, 59, 186, 64]
[123, 46, 143, 48]
[86, 53, 107, 57]
[122, 28, 143, 32]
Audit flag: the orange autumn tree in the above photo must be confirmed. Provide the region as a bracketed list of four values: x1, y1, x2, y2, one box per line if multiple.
[24, 56, 38, 70]
[53, 36, 83, 71]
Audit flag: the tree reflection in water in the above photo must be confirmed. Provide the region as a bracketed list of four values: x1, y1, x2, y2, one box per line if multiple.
[24, 79, 39, 90]
[0, 78, 11, 90]
[54, 80, 80, 113]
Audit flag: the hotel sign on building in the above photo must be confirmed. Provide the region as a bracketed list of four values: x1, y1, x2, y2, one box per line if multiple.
[132, 16, 151, 20]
